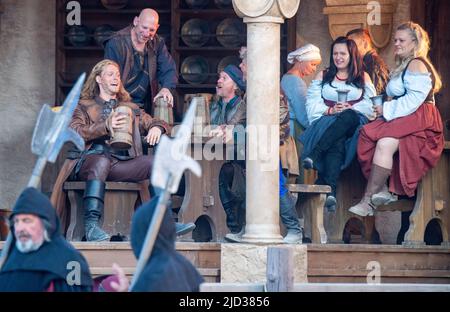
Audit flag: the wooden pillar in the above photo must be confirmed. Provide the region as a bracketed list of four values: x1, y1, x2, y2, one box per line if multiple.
[232, 0, 301, 243]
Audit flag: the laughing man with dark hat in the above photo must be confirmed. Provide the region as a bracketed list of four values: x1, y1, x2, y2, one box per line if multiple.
[210, 64, 246, 127]
[209, 64, 247, 237]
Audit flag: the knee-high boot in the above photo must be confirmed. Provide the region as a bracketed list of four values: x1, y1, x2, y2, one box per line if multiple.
[84, 180, 110, 242]
[222, 200, 241, 233]
[321, 139, 346, 212]
[348, 164, 391, 217]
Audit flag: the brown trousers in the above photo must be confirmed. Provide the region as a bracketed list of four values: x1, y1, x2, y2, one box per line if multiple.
[78, 154, 153, 182]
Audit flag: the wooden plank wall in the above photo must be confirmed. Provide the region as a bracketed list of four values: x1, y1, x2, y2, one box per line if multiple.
[411, 0, 450, 140]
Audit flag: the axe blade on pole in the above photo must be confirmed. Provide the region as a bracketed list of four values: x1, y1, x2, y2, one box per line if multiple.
[129, 100, 202, 290]
[0, 73, 86, 270]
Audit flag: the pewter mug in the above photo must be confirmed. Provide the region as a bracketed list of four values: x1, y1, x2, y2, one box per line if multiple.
[336, 89, 350, 104]
[371, 95, 383, 107]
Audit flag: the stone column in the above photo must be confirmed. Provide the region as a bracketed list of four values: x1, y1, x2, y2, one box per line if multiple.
[232, 0, 300, 243]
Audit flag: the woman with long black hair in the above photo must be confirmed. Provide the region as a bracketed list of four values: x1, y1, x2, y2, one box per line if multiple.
[300, 37, 376, 212]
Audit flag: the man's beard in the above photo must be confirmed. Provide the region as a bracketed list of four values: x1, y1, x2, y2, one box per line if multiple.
[15, 237, 43, 253]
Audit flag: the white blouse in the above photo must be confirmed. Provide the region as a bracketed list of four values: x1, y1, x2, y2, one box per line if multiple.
[305, 79, 376, 124]
[383, 71, 432, 121]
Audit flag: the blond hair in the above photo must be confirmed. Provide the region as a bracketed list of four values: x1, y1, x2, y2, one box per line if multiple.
[391, 22, 442, 92]
[81, 59, 131, 101]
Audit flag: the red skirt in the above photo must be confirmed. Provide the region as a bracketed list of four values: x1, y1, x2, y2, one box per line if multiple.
[357, 103, 444, 197]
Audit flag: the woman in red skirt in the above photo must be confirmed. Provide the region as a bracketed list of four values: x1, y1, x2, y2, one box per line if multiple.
[349, 22, 444, 217]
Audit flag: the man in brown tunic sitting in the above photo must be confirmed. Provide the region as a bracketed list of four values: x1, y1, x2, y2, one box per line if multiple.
[52, 59, 193, 241]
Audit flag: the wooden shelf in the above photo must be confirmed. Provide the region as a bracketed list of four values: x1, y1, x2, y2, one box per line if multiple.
[175, 46, 241, 51]
[59, 82, 75, 88]
[170, 0, 296, 120]
[58, 2, 170, 14]
[62, 46, 103, 51]
[56, 0, 172, 106]
[177, 84, 216, 89]
[175, 9, 235, 15]
[57, 0, 296, 119]
[80, 9, 171, 14]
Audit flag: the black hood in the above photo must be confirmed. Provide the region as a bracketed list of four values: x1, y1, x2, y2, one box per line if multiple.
[1, 187, 92, 288]
[131, 195, 176, 259]
[130, 196, 203, 292]
[10, 187, 60, 237]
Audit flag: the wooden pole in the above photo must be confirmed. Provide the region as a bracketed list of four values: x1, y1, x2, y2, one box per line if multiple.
[266, 247, 294, 292]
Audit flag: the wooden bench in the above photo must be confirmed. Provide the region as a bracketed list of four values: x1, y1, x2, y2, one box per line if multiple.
[322, 142, 450, 246]
[400, 142, 450, 246]
[288, 184, 331, 244]
[321, 161, 377, 244]
[63, 181, 150, 241]
[177, 139, 229, 242]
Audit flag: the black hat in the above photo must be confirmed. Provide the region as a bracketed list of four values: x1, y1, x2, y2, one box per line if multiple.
[10, 187, 58, 236]
[223, 64, 246, 92]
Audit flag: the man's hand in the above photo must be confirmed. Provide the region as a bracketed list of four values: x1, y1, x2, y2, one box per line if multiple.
[111, 112, 128, 130]
[109, 263, 129, 292]
[154, 88, 174, 107]
[342, 103, 351, 110]
[222, 126, 234, 143]
[145, 127, 162, 146]
[209, 126, 233, 143]
[209, 127, 225, 138]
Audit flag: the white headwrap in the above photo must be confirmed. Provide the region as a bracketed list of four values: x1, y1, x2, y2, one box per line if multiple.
[287, 44, 322, 64]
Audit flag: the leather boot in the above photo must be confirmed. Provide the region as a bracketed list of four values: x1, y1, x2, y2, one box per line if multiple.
[321, 140, 345, 213]
[349, 164, 391, 217]
[237, 200, 246, 231]
[223, 200, 241, 233]
[84, 180, 110, 242]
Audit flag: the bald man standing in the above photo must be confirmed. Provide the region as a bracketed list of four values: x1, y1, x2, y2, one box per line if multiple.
[104, 9, 177, 114]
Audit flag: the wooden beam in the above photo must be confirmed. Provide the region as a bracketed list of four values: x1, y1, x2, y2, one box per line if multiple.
[288, 184, 331, 193]
[200, 283, 450, 292]
[266, 247, 294, 292]
[200, 283, 264, 292]
[292, 283, 450, 292]
[410, 0, 426, 26]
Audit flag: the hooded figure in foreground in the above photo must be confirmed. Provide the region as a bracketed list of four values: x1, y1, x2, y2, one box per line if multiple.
[0, 187, 93, 291]
[130, 196, 203, 291]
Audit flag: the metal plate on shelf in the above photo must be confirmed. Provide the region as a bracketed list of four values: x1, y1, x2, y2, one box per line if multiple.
[217, 55, 241, 74]
[185, 0, 210, 9]
[100, 0, 128, 10]
[181, 55, 210, 84]
[59, 72, 82, 84]
[67, 25, 91, 47]
[216, 18, 245, 48]
[181, 18, 210, 47]
[158, 24, 171, 43]
[94, 24, 115, 47]
[214, 0, 233, 9]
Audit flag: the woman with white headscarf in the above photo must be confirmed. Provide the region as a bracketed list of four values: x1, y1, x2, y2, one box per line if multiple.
[282, 44, 322, 130]
[281, 44, 322, 184]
